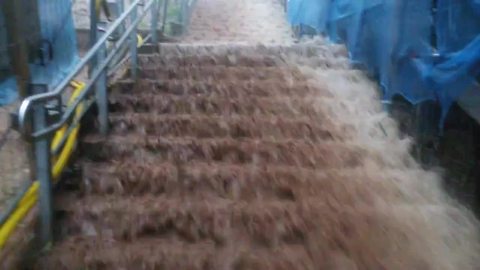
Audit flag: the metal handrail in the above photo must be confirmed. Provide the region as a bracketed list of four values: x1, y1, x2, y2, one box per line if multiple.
[17, 0, 154, 139]
[45, 15, 149, 154]
[7, 0, 164, 249]
[3, 0, 197, 249]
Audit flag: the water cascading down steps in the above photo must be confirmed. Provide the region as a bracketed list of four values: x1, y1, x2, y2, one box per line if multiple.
[35, 42, 480, 270]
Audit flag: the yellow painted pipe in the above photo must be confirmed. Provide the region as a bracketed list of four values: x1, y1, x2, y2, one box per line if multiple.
[137, 34, 145, 47]
[95, 0, 103, 18]
[0, 81, 85, 250]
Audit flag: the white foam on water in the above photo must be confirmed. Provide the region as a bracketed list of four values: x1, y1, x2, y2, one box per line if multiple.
[292, 40, 480, 270]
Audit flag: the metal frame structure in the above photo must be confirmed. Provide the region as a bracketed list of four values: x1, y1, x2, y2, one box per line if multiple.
[8, 0, 195, 248]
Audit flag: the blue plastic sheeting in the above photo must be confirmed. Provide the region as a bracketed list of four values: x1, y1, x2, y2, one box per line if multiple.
[287, 0, 330, 33]
[287, 0, 480, 127]
[31, 0, 78, 87]
[0, 0, 78, 105]
[0, 11, 16, 105]
[0, 78, 18, 105]
[417, 35, 480, 123]
[424, 0, 480, 124]
[437, 0, 480, 54]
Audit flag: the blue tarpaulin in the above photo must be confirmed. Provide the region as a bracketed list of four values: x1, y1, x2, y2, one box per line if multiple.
[431, 0, 480, 123]
[287, 0, 480, 127]
[0, 0, 78, 105]
[0, 7, 16, 104]
[287, 0, 330, 33]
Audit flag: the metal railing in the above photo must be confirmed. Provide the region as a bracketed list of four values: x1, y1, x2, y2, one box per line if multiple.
[19, 0, 154, 139]
[0, 0, 196, 251]
[18, 0, 157, 248]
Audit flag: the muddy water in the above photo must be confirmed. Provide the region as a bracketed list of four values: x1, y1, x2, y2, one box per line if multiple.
[182, 0, 293, 44]
[34, 1, 480, 268]
[31, 43, 480, 270]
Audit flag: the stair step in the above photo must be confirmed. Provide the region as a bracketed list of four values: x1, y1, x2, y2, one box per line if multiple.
[80, 161, 402, 203]
[110, 79, 330, 98]
[38, 237, 312, 270]
[138, 54, 349, 69]
[109, 113, 337, 141]
[138, 54, 282, 67]
[81, 136, 366, 168]
[157, 43, 348, 58]
[137, 66, 302, 81]
[51, 193, 442, 270]
[37, 238, 219, 270]
[109, 94, 323, 117]
[55, 195, 371, 244]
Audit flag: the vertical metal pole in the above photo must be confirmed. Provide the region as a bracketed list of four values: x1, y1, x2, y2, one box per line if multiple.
[31, 84, 53, 248]
[119, 0, 124, 12]
[188, 0, 195, 30]
[150, 0, 160, 43]
[95, 43, 109, 135]
[112, 0, 125, 39]
[130, 3, 138, 80]
[181, 0, 188, 34]
[89, 0, 99, 77]
[161, 0, 169, 34]
[91, 0, 108, 134]
[187, 0, 191, 29]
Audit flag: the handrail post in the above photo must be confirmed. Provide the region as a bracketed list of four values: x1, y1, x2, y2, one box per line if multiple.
[130, 4, 138, 80]
[187, 0, 194, 28]
[161, 0, 169, 34]
[91, 0, 108, 134]
[181, 0, 188, 35]
[150, 0, 160, 43]
[118, 0, 124, 13]
[95, 42, 108, 135]
[31, 84, 53, 248]
[89, 0, 99, 77]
